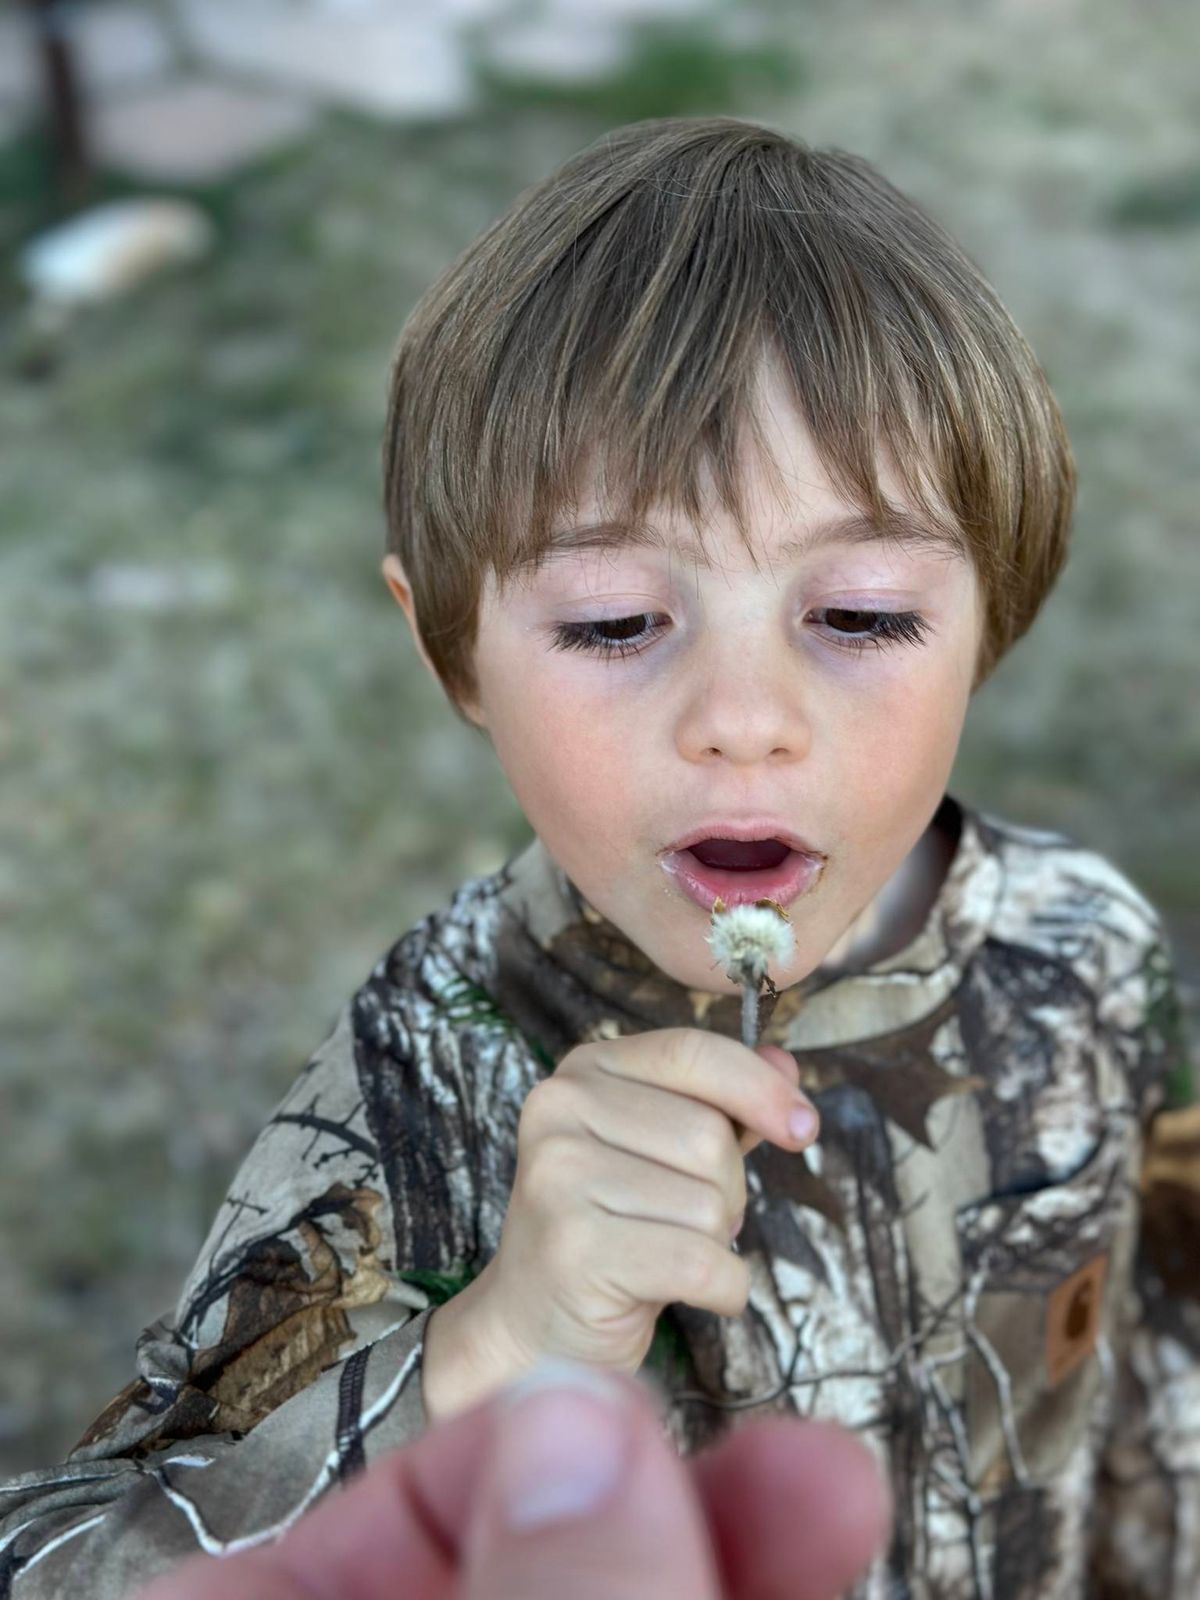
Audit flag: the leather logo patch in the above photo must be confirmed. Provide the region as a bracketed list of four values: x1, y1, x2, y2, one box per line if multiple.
[1046, 1253, 1108, 1388]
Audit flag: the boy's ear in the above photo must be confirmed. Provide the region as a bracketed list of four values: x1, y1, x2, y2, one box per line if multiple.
[379, 554, 486, 729]
[380, 554, 431, 670]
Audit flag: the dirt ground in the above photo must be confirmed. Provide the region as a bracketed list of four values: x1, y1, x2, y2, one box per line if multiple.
[2, 0, 1197, 1471]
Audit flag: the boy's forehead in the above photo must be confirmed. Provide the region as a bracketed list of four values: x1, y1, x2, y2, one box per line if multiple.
[529, 505, 967, 573]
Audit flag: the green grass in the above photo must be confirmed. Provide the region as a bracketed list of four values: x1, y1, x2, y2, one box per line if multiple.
[1103, 165, 1200, 230]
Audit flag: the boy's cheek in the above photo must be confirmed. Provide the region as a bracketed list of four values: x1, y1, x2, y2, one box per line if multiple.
[484, 695, 626, 834]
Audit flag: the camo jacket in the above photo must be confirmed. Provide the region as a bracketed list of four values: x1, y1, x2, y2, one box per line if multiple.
[2, 792, 1197, 1598]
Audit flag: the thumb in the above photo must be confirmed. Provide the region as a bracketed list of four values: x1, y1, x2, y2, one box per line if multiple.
[462, 1360, 720, 1600]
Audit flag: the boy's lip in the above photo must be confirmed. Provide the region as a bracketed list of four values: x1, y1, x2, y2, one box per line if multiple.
[660, 845, 825, 912]
[659, 820, 824, 857]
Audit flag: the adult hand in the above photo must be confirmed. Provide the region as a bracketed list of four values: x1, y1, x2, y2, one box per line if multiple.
[138, 1357, 890, 1600]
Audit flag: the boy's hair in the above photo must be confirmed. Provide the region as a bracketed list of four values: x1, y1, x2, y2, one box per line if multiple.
[383, 115, 1074, 718]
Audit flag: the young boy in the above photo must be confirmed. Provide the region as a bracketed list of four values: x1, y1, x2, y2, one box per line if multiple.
[2, 115, 1196, 1598]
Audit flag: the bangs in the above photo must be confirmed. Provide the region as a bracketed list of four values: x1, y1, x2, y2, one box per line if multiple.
[384, 117, 1073, 707]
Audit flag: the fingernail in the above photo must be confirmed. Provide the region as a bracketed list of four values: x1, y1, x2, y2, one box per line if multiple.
[788, 1104, 817, 1142]
[729, 1211, 745, 1241]
[495, 1359, 629, 1532]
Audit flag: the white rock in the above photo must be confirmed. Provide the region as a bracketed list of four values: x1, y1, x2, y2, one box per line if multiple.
[175, 0, 472, 120]
[0, 3, 174, 111]
[486, 19, 629, 82]
[91, 77, 317, 184]
[540, 0, 705, 17]
[19, 198, 214, 306]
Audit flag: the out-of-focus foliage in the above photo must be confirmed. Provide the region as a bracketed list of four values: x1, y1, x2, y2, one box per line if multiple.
[1104, 165, 1200, 231]
[470, 15, 803, 121]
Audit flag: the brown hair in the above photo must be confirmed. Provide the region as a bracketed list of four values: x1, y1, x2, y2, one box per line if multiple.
[382, 115, 1074, 718]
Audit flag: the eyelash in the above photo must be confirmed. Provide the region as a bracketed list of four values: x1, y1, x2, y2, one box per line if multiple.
[549, 609, 932, 661]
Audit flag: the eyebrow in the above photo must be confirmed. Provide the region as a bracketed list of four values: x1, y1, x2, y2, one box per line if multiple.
[526, 509, 967, 570]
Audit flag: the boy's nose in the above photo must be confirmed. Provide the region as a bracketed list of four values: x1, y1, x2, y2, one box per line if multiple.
[675, 657, 814, 765]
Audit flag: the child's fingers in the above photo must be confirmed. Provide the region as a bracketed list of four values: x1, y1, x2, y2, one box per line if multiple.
[522, 1074, 750, 1221]
[577, 1139, 746, 1249]
[555, 1029, 818, 1158]
[551, 1213, 752, 1323]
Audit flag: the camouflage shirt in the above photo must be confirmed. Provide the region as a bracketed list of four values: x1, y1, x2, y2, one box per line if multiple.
[2, 793, 1197, 1598]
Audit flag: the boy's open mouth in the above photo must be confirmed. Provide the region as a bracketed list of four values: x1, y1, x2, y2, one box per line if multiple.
[661, 835, 825, 912]
[688, 838, 792, 871]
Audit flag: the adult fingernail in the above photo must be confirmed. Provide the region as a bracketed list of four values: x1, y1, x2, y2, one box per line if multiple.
[495, 1359, 629, 1533]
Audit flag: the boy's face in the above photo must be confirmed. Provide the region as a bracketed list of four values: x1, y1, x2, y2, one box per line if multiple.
[385, 359, 984, 995]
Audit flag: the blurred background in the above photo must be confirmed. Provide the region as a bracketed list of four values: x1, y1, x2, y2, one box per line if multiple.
[1, 0, 1197, 1473]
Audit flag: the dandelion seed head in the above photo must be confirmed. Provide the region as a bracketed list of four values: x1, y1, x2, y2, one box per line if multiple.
[707, 900, 796, 986]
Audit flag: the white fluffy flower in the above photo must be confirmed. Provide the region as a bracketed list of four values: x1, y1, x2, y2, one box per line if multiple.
[707, 899, 795, 986]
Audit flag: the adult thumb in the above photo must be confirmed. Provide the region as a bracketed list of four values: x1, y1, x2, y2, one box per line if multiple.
[461, 1359, 720, 1600]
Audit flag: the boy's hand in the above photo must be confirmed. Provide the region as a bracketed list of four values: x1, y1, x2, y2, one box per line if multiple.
[465, 1029, 819, 1380]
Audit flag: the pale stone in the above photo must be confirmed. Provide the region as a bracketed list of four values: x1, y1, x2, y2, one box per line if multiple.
[0, 15, 35, 110]
[90, 77, 318, 183]
[174, 0, 472, 119]
[19, 197, 214, 305]
[485, 19, 629, 83]
[72, 2, 176, 94]
[538, 0, 705, 16]
[0, 4, 174, 108]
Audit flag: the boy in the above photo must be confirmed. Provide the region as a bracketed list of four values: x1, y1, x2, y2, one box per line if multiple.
[2, 115, 1196, 1598]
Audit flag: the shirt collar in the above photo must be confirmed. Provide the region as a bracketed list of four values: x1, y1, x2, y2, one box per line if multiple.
[489, 793, 1002, 1061]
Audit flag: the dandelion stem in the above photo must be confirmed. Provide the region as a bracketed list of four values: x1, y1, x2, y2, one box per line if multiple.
[740, 978, 759, 1049]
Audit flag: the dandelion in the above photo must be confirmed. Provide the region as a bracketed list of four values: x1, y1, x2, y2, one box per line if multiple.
[707, 897, 796, 1049]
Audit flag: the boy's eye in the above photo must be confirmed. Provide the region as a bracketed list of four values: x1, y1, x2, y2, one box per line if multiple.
[548, 609, 932, 660]
[549, 614, 668, 659]
[815, 608, 932, 652]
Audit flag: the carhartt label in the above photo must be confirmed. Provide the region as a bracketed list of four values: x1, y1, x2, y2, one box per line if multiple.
[1046, 1253, 1108, 1387]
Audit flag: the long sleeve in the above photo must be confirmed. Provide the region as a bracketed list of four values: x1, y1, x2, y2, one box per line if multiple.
[1087, 925, 1200, 1596]
[0, 999, 480, 1598]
